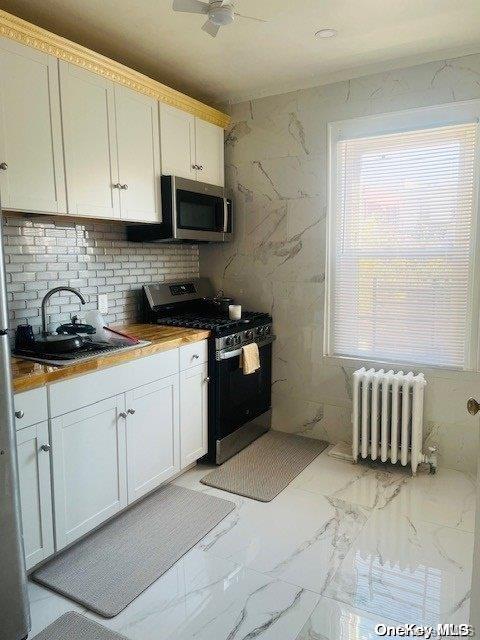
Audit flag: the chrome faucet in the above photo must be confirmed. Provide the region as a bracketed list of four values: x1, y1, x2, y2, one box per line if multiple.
[41, 287, 86, 337]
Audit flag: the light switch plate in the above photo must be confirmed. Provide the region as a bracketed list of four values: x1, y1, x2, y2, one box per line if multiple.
[98, 294, 108, 314]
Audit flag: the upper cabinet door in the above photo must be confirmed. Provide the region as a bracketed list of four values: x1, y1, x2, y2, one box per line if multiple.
[115, 86, 161, 222]
[159, 104, 196, 181]
[0, 37, 66, 213]
[59, 62, 120, 219]
[195, 119, 224, 187]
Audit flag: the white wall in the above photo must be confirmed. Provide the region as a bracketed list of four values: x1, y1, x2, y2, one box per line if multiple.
[200, 53, 480, 474]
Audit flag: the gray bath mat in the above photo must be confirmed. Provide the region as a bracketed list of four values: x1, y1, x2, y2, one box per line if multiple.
[33, 485, 235, 617]
[201, 431, 328, 502]
[32, 612, 127, 639]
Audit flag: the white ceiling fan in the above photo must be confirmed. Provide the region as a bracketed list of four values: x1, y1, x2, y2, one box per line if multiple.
[172, 0, 267, 37]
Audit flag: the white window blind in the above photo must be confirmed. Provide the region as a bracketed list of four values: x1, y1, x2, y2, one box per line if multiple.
[329, 121, 479, 368]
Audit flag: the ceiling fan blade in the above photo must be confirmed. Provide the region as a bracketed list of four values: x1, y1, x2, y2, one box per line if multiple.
[172, 0, 209, 14]
[234, 12, 267, 23]
[202, 19, 221, 37]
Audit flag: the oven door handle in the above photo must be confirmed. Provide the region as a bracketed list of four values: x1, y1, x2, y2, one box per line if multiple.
[216, 336, 275, 360]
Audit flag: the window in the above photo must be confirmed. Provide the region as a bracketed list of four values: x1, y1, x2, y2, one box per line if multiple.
[326, 103, 480, 369]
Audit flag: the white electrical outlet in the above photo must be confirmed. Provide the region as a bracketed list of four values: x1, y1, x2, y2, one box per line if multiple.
[98, 294, 108, 314]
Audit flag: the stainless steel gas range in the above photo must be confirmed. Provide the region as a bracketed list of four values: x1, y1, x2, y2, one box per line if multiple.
[143, 278, 275, 464]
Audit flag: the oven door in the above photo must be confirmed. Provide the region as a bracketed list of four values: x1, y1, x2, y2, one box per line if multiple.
[214, 341, 272, 441]
[173, 176, 226, 242]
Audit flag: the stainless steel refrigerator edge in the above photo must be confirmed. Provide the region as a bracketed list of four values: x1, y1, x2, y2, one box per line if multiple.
[0, 207, 30, 640]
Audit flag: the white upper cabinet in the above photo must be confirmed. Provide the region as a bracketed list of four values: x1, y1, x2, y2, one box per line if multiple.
[160, 104, 196, 181]
[0, 37, 66, 213]
[195, 118, 225, 187]
[160, 104, 224, 187]
[59, 62, 120, 219]
[115, 86, 161, 222]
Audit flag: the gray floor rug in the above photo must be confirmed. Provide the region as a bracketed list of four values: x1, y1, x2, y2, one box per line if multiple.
[32, 485, 235, 618]
[32, 612, 127, 639]
[201, 431, 328, 502]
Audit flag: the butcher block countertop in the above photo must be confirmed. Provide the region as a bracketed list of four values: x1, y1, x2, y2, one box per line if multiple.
[11, 324, 210, 394]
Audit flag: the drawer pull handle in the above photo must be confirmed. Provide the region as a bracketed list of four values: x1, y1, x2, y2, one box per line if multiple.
[127, 408, 136, 415]
[15, 410, 24, 419]
[40, 444, 51, 452]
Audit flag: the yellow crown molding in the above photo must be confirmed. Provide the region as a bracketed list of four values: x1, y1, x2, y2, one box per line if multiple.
[0, 8, 230, 129]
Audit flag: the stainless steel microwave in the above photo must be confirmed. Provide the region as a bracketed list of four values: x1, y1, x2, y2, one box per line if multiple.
[126, 175, 232, 243]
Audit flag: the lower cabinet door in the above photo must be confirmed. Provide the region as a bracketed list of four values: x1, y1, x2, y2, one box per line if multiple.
[180, 363, 208, 468]
[16, 421, 54, 570]
[51, 395, 127, 549]
[125, 375, 180, 503]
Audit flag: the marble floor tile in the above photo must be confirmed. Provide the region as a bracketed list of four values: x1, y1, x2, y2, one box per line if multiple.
[28, 581, 86, 638]
[83, 549, 319, 640]
[394, 467, 476, 532]
[324, 503, 474, 626]
[295, 594, 405, 640]
[198, 487, 369, 594]
[290, 453, 410, 510]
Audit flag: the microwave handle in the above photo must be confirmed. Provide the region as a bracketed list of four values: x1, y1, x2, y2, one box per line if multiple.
[223, 199, 229, 234]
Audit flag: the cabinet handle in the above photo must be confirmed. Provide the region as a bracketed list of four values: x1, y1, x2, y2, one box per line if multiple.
[0, 162, 7, 170]
[40, 444, 51, 452]
[113, 183, 121, 189]
[127, 408, 136, 415]
[119, 412, 127, 419]
[15, 410, 24, 419]
[192, 164, 198, 170]
[197, 165, 204, 171]
[192, 354, 200, 360]
[121, 184, 128, 190]
[204, 376, 210, 383]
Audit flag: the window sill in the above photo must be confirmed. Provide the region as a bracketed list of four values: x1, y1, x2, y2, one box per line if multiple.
[322, 353, 477, 380]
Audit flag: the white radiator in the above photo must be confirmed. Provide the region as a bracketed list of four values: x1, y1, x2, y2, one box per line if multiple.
[352, 367, 431, 475]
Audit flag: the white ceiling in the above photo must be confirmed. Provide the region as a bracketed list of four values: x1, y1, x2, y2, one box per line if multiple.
[2, 0, 480, 106]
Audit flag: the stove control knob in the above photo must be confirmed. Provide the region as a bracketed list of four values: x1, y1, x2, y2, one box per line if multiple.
[246, 330, 254, 340]
[225, 336, 233, 347]
[258, 326, 265, 336]
[265, 325, 271, 335]
[235, 335, 242, 345]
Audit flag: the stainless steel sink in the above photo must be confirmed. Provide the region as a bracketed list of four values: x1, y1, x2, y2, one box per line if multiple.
[13, 339, 151, 367]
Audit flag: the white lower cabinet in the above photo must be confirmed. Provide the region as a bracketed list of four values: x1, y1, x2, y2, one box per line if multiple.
[16, 422, 54, 570]
[180, 363, 208, 468]
[51, 395, 127, 550]
[31, 340, 208, 554]
[125, 375, 180, 503]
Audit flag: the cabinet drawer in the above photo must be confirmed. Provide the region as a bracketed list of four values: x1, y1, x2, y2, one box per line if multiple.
[14, 387, 48, 430]
[49, 348, 179, 417]
[180, 340, 208, 371]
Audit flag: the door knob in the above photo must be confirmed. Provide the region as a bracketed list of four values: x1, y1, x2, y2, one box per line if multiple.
[40, 444, 51, 452]
[15, 410, 24, 419]
[0, 162, 7, 170]
[127, 408, 135, 415]
[467, 397, 480, 415]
